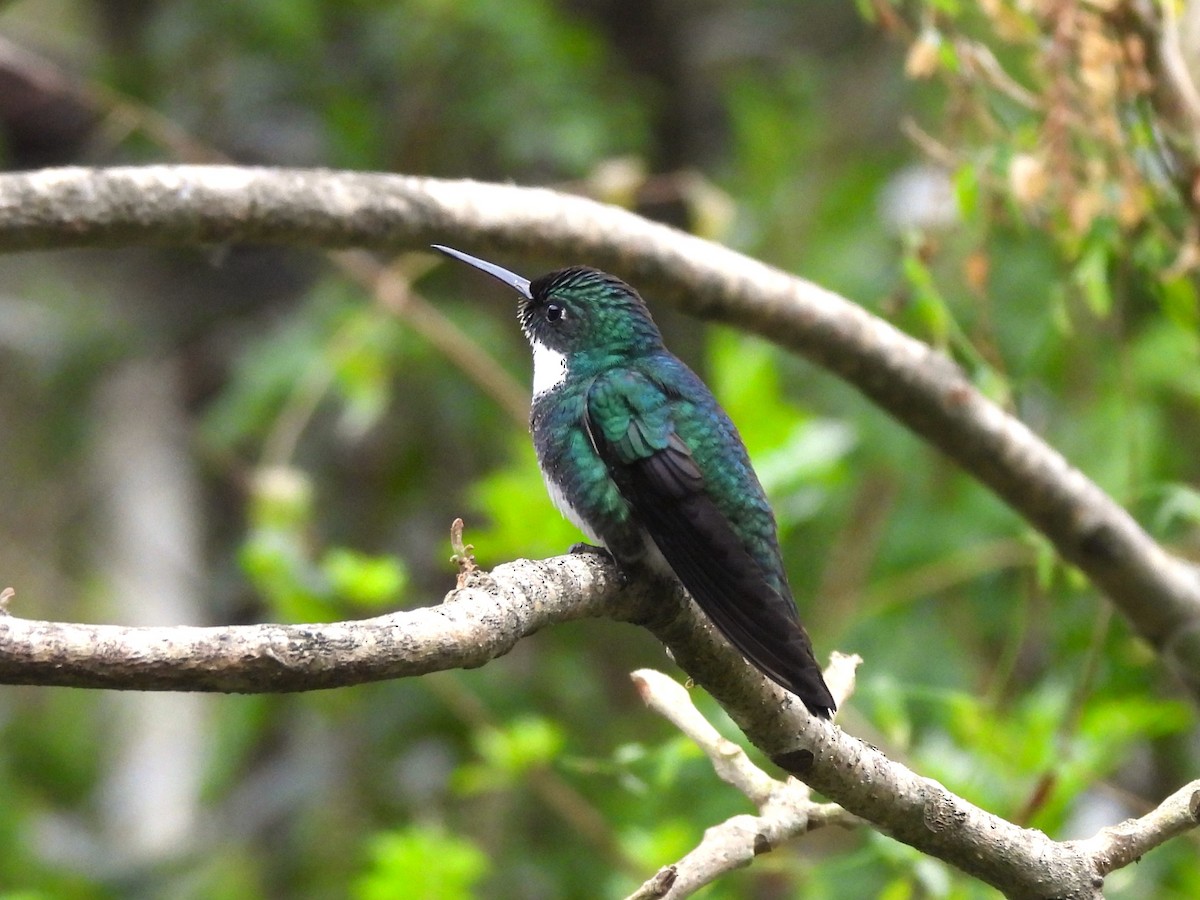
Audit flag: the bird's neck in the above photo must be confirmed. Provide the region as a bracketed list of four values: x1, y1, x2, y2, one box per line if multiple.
[529, 341, 653, 399]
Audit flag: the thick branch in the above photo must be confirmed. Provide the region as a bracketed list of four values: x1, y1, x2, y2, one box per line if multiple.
[0, 556, 640, 690]
[0, 165, 1196, 695]
[2, 557, 1195, 898]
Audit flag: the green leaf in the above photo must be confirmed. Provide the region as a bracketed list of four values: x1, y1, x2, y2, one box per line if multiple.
[1158, 275, 1199, 331]
[238, 530, 325, 619]
[1154, 484, 1200, 532]
[927, 0, 962, 16]
[322, 548, 408, 608]
[877, 878, 915, 900]
[902, 250, 952, 345]
[936, 36, 960, 73]
[854, 0, 878, 23]
[863, 675, 913, 749]
[754, 418, 856, 527]
[953, 164, 980, 219]
[330, 307, 406, 437]
[354, 826, 489, 900]
[453, 715, 567, 795]
[707, 329, 794, 451]
[1073, 244, 1111, 317]
[620, 820, 696, 871]
[247, 467, 315, 531]
[476, 715, 565, 775]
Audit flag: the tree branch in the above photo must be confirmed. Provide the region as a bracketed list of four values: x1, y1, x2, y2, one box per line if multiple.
[639, 594, 1200, 899]
[0, 556, 640, 691]
[3, 557, 1194, 898]
[1081, 780, 1200, 877]
[627, 665, 865, 899]
[0, 165, 1196, 697]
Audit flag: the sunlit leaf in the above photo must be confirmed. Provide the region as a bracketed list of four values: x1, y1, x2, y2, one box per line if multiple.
[322, 548, 408, 608]
[354, 826, 489, 900]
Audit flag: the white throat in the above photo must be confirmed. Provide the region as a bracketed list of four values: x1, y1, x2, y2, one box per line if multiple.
[531, 341, 569, 397]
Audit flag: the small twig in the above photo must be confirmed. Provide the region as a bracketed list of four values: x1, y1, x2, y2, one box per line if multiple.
[821, 651, 863, 712]
[0, 587, 12, 615]
[901, 117, 963, 168]
[626, 866, 677, 900]
[354, 252, 530, 426]
[259, 318, 356, 468]
[449, 518, 478, 588]
[1157, 0, 1200, 144]
[1081, 780, 1200, 875]
[632, 668, 777, 805]
[956, 38, 1042, 110]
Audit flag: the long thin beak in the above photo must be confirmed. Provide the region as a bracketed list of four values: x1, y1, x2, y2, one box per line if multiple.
[432, 244, 532, 300]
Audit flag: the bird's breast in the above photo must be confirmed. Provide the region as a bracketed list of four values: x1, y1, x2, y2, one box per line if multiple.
[540, 468, 602, 543]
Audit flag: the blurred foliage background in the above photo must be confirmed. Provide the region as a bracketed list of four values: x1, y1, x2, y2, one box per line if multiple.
[0, 0, 1198, 897]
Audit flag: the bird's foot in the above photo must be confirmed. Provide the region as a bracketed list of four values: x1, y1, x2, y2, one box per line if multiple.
[569, 541, 611, 559]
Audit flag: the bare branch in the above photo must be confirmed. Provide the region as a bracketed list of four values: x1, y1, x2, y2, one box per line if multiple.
[631, 809, 841, 900]
[629, 668, 863, 899]
[1080, 780, 1200, 876]
[820, 651, 864, 710]
[632, 668, 778, 806]
[629, 653, 861, 806]
[0, 555, 642, 691]
[627, 660, 1199, 898]
[1, 554, 1196, 896]
[640, 599, 1190, 899]
[0, 165, 1196, 697]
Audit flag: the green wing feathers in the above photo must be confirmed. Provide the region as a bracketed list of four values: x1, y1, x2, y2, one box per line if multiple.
[584, 368, 836, 718]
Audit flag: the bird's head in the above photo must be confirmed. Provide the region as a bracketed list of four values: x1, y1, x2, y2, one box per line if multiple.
[433, 245, 663, 360]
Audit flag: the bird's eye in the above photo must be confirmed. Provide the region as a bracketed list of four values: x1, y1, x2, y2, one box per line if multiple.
[545, 303, 565, 323]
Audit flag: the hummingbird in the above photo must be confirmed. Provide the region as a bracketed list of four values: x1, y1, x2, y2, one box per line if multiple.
[433, 245, 836, 718]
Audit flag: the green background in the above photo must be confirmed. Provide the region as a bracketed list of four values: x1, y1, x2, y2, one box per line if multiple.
[0, 1, 1196, 897]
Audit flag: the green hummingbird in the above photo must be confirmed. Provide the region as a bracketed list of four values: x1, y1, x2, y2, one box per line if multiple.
[434, 245, 835, 718]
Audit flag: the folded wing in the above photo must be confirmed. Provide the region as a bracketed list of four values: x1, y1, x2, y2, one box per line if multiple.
[586, 368, 835, 718]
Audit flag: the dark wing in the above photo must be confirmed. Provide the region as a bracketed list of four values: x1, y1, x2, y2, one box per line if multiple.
[586, 369, 835, 718]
